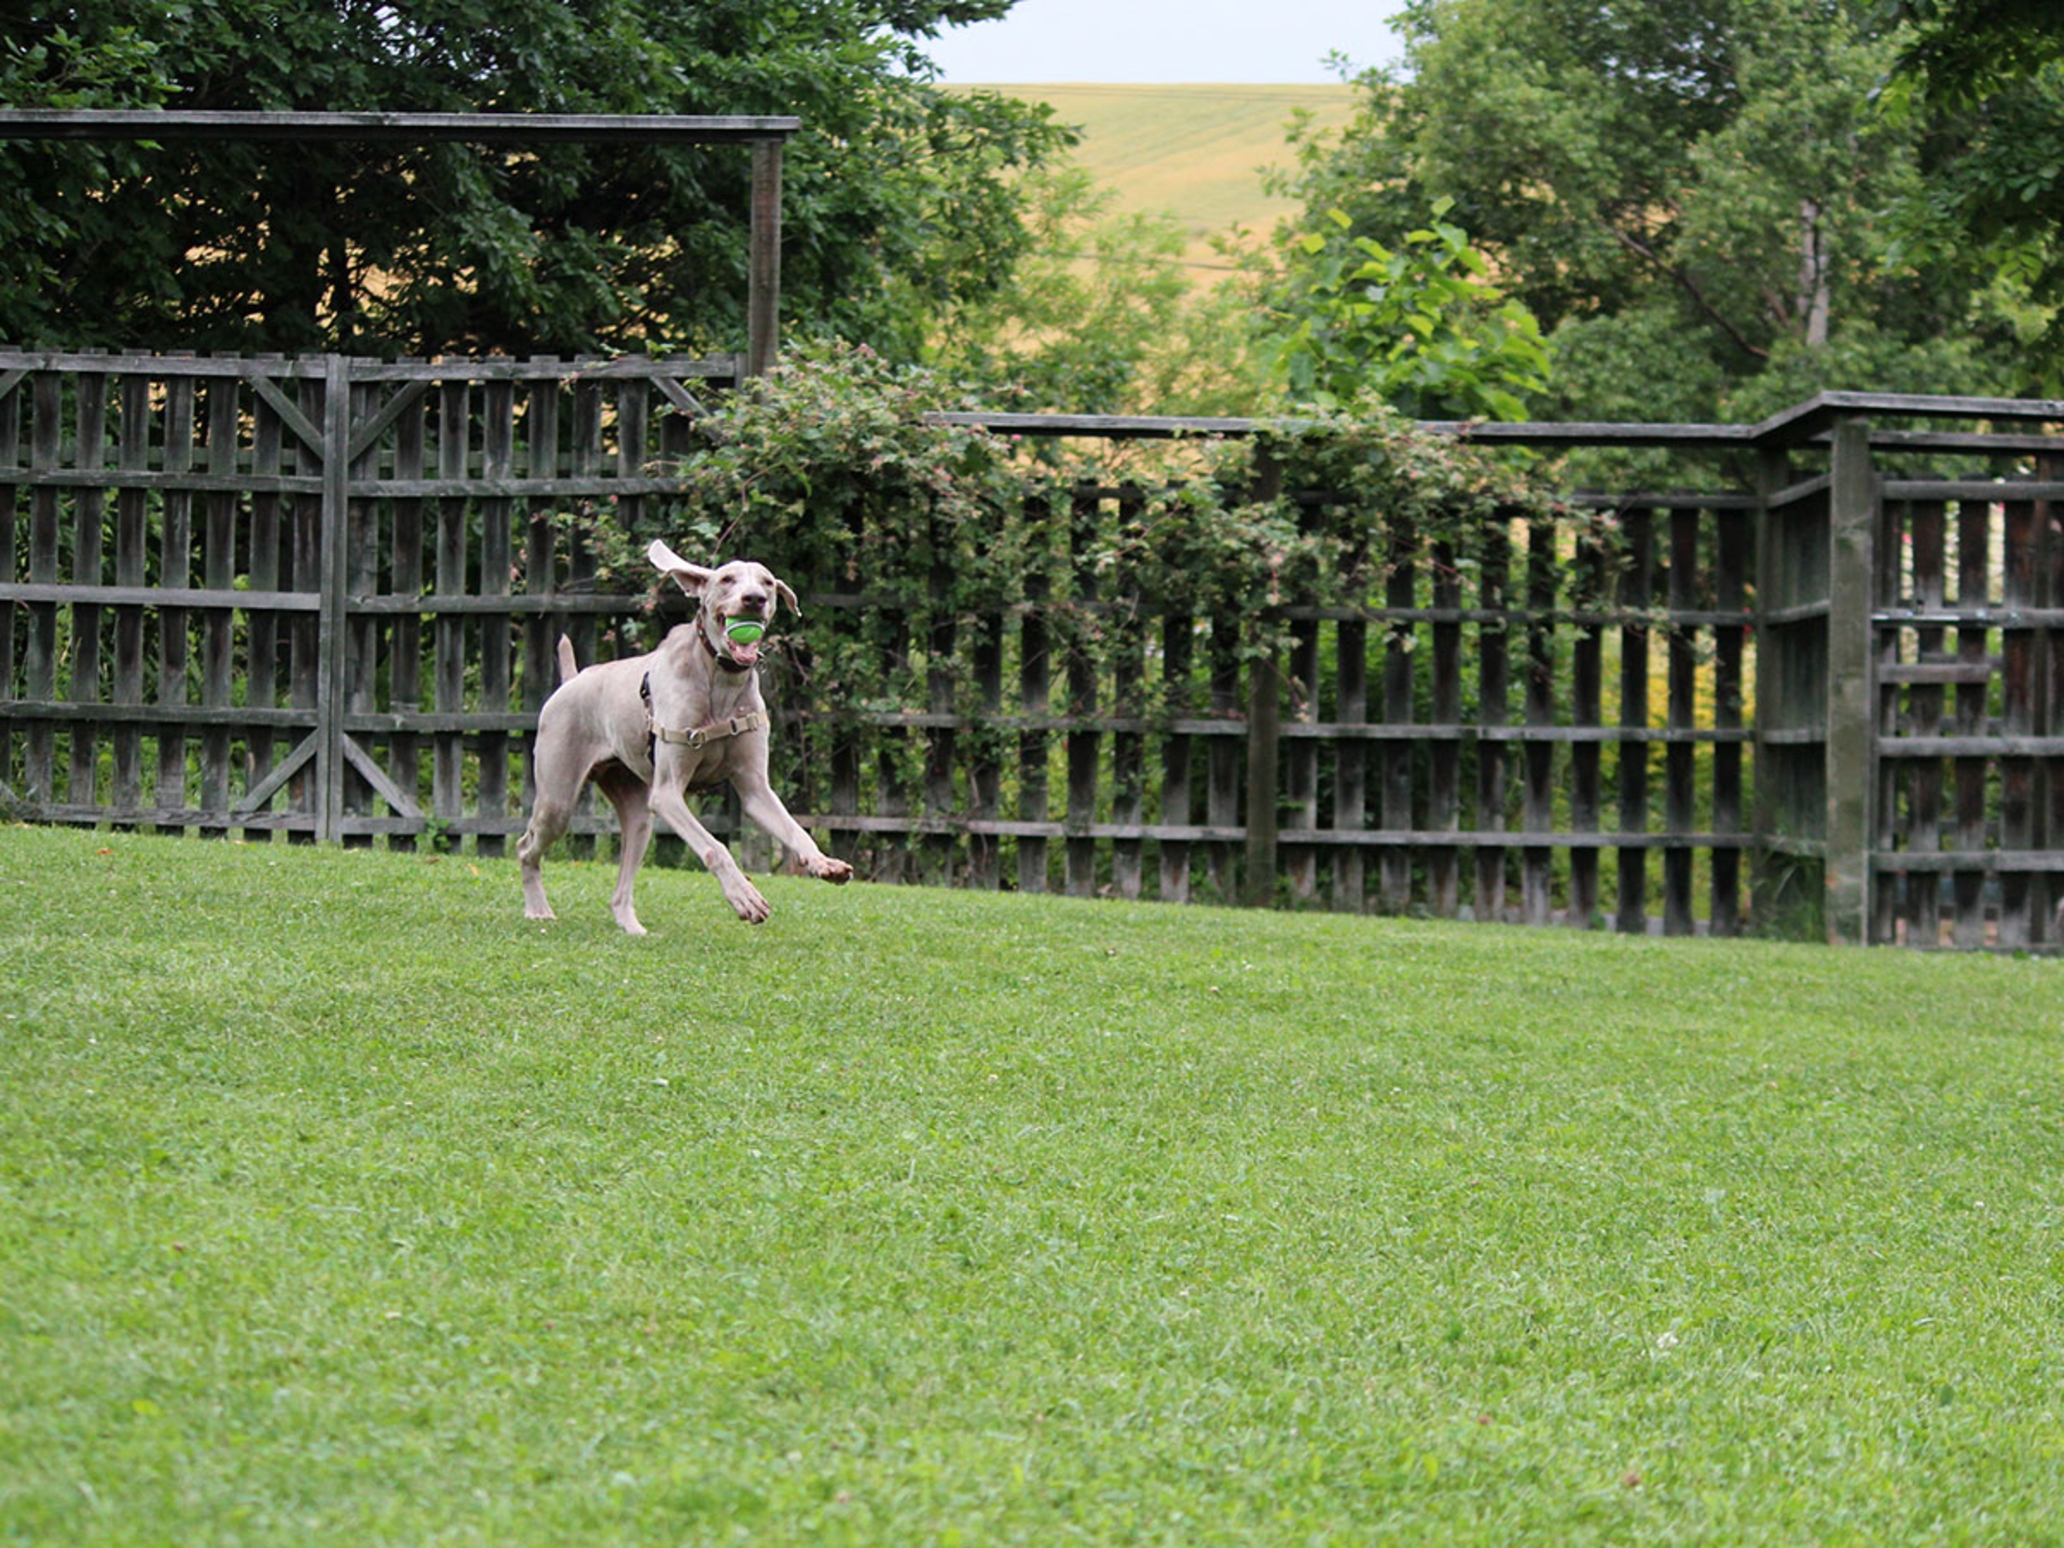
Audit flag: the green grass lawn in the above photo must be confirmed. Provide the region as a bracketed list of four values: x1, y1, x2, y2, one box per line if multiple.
[4, 823, 2062, 1545]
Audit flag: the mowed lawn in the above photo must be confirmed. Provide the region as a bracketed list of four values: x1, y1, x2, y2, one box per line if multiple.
[3, 823, 2062, 1545]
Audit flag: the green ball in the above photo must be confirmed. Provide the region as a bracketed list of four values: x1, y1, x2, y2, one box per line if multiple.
[725, 619, 766, 645]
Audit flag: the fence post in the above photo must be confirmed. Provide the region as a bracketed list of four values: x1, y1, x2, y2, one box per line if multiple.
[1825, 415, 1878, 944]
[747, 139, 783, 379]
[316, 354, 352, 842]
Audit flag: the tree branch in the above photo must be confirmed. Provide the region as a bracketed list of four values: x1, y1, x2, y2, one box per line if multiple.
[1609, 224, 1770, 362]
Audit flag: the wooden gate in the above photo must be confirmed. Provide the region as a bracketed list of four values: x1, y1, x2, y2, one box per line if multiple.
[1753, 403, 2064, 947]
[0, 349, 734, 846]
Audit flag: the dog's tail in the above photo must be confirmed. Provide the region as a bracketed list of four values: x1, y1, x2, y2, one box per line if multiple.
[556, 635, 580, 684]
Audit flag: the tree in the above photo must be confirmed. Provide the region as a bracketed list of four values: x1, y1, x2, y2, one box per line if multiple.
[1271, 0, 2047, 422]
[1269, 198, 1550, 420]
[1883, 0, 2064, 387]
[0, 0, 1073, 359]
[925, 165, 1196, 414]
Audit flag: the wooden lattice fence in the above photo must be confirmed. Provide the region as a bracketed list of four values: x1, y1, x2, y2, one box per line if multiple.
[3, 356, 2060, 948]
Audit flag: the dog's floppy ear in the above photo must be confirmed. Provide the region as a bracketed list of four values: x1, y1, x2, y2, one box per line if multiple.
[770, 575, 801, 619]
[648, 539, 713, 597]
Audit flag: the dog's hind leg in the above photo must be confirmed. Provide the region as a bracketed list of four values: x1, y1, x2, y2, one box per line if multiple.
[595, 763, 655, 936]
[517, 794, 572, 921]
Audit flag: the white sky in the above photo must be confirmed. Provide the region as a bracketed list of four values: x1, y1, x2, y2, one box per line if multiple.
[920, 0, 1408, 83]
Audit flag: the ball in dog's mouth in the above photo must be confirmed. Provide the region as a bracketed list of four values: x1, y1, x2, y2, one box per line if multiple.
[723, 616, 766, 666]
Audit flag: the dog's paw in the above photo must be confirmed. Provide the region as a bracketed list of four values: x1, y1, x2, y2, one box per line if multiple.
[808, 856, 854, 885]
[727, 882, 773, 924]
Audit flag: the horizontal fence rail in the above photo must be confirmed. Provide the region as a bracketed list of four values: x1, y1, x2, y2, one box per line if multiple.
[3, 355, 2059, 949]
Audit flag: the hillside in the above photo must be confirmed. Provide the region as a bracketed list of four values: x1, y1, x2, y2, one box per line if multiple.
[955, 82, 1358, 279]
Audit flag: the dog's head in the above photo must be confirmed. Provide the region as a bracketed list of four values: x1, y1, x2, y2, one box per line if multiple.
[648, 540, 799, 670]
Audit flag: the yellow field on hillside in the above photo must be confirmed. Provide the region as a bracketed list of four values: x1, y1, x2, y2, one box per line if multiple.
[955, 82, 1359, 279]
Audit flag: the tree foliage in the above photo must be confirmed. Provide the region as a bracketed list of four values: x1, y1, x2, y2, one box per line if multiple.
[0, 0, 1073, 359]
[1270, 0, 2050, 420]
[1883, 0, 2064, 383]
[1270, 198, 1550, 420]
[924, 166, 1196, 415]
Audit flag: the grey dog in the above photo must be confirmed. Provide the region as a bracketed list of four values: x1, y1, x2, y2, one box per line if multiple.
[517, 540, 853, 930]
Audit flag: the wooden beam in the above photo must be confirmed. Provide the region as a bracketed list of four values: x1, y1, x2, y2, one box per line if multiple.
[1824, 416, 1878, 945]
[0, 109, 799, 144]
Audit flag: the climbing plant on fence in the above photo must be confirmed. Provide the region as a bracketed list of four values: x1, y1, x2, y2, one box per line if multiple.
[649, 346, 1655, 904]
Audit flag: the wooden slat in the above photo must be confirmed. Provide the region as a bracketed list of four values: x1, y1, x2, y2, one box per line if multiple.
[340, 374, 381, 845]
[1616, 509, 1653, 934]
[3, 700, 313, 728]
[1568, 535, 1604, 929]
[0, 109, 802, 143]
[1521, 517, 1556, 926]
[289, 373, 326, 833]
[1999, 498, 2039, 945]
[0, 581, 318, 610]
[1664, 508, 1698, 935]
[1065, 490, 1101, 898]
[873, 594, 914, 886]
[67, 368, 107, 810]
[475, 378, 515, 856]
[1109, 492, 1147, 902]
[0, 467, 322, 495]
[433, 380, 469, 835]
[1710, 507, 1748, 935]
[1331, 610, 1367, 913]
[969, 612, 1004, 891]
[1205, 613, 1241, 901]
[1283, 623, 1320, 905]
[199, 372, 238, 823]
[1474, 520, 1511, 923]
[521, 368, 562, 842]
[111, 376, 148, 815]
[1160, 610, 1196, 905]
[2041, 454, 2063, 947]
[1954, 498, 1991, 946]
[1902, 501, 1949, 943]
[387, 373, 428, 850]
[923, 506, 960, 888]
[1381, 520, 1417, 912]
[0, 367, 20, 793]
[243, 371, 286, 837]
[1872, 491, 1904, 945]
[1427, 539, 1463, 916]
[25, 373, 61, 807]
[158, 375, 199, 832]
[789, 813, 1752, 849]
[1017, 494, 1052, 893]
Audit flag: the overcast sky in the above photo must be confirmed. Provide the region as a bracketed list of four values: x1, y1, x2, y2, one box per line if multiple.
[921, 0, 1408, 83]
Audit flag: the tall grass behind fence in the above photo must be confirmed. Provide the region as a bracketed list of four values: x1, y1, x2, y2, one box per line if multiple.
[3, 353, 2060, 946]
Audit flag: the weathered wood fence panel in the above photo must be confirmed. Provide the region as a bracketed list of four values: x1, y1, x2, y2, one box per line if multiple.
[4, 355, 2061, 948]
[0, 350, 737, 847]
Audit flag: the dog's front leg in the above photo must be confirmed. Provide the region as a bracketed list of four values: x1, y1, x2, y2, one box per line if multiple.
[736, 777, 853, 885]
[648, 783, 771, 924]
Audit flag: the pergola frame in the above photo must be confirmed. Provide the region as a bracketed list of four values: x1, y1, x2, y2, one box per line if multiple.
[0, 109, 802, 374]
